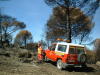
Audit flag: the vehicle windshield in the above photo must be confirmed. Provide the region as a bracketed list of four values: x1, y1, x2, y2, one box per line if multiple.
[57, 44, 67, 52]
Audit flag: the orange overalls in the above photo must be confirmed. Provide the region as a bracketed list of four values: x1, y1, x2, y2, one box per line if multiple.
[38, 46, 43, 61]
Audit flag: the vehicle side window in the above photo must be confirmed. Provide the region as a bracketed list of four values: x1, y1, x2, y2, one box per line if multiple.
[49, 44, 56, 51]
[57, 45, 67, 52]
[69, 46, 76, 54]
[77, 47, 84, 54]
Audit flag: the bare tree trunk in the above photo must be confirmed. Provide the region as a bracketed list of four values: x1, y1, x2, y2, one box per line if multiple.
[65, 0, 72, 43]
[24, 37, 27, 49]
[0, 19, 3, 47]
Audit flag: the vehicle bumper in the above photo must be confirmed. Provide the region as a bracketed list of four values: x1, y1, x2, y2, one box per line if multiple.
[62, 63, 82, 68]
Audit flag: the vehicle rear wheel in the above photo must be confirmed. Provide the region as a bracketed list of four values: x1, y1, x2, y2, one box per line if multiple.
[78, 53, 87, 64]
[57, 59, 63, 70]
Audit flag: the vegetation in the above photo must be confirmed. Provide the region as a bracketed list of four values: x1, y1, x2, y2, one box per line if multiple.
[44, 0, 100, 43]
[14, 30, 33, 48]
[0, 0, 100, 75]
[94, 39, 100, 61]
[0, 0, 99, 65]
[86, 49, 96, 64]
[0, 15, 26, 47]
[46, 7, 94, 44]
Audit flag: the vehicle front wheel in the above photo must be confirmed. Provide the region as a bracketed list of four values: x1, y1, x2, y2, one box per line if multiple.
[57, 59, 63, 70]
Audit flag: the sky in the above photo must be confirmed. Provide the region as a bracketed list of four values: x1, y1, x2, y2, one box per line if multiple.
[0, 0, 100, 43]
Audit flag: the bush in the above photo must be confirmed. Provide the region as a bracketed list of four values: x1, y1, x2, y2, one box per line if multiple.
[94, 39, 100, 61]
[86, 49, 97, 64]
[0, 50, 10, 57]
[18, 49, 32, 58]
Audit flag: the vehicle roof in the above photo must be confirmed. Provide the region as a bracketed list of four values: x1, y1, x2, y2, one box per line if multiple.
[57, 42, 84, 47]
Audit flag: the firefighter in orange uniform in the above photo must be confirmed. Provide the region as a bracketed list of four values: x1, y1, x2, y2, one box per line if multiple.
[37, 43, 43, 63]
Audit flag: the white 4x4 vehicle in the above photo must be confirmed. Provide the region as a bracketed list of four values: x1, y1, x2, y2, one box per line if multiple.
[44, 42, 87, 70]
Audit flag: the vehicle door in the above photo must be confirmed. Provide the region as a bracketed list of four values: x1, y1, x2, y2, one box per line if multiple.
[68, 46, 77, 63]
[47, 44, 57, 61]
[55, 44, 67, 57]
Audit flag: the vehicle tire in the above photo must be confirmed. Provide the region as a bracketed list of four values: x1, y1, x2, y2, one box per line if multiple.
[78, 53, 87, 64]
[57, 59, 63, 70]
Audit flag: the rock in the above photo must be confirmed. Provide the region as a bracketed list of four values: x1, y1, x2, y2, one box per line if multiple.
[96, 61, 100, 66]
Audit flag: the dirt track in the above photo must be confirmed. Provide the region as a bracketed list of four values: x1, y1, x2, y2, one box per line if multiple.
[33, 61, 100, 75]
[0, 49, 100, 75]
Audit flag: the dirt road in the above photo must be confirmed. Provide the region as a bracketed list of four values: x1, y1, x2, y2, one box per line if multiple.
[0, 50, 100, 75]
[33, 61, 100, 75]
[0, 58, 100, 75]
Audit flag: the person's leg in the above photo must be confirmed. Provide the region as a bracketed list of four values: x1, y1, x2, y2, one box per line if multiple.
[38, 54, 42, 63]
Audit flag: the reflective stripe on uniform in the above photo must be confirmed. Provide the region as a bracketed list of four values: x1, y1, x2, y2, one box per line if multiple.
[38, 47, 42, 54]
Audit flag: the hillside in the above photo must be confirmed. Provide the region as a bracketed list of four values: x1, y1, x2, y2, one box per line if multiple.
[0, 48, 100, 75]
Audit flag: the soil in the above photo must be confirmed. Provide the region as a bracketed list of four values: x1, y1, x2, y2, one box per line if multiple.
[0, 49, 100, 75]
